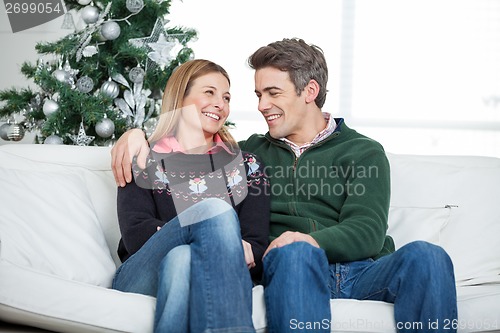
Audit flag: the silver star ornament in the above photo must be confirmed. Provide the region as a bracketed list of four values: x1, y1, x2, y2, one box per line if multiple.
[69, 122, 95, 146]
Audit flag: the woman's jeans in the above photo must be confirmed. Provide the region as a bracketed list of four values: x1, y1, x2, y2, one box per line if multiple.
[262, 241, 458, 333]
[112, 198, 255, 333]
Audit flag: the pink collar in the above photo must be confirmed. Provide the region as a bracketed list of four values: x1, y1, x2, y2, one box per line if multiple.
[152, 134, 234, 155]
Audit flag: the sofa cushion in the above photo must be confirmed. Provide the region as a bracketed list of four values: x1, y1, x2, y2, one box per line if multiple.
[0, 260, 155, 333]
[387, 206, 451, 249]
[387, 153, 500, 286]
[0, 148, 116, 287]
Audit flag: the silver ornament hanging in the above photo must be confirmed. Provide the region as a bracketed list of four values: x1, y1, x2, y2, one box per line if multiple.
[82, 45, 99, 57]
[129, 67, 145, 83]
[95, 116, 115, 138]
[100, 79, 120, 98]
[43, 99, 60, 117]
[77, 0, 92, 5]
[101, 21, 121, 40]
[44, 134, 64, 145]
[126, 0, 144, 13]
[76, 76, 94, 93]
[0, 123, 11, 140]
[104, 134, 117, 147]
[7, 123, 25, 141]
[52, 69, 70, 83]
[69, 122, 95, 146]
[63, 60, 79, 88]
[61, 12, 76, 30]
[81, 5, 99, 24]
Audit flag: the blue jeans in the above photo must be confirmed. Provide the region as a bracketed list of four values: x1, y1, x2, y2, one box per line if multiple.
[112, 198, 255, 333]
[262, 241, 457, 333]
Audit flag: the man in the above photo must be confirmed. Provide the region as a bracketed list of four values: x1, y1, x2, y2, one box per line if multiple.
[111, 38, 457, 333]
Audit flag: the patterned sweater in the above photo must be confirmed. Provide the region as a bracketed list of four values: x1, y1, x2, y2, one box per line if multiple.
[116, 147, 270, 280]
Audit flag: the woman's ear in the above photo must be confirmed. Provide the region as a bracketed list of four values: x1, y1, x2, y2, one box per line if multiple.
[304, 79, 320, 104]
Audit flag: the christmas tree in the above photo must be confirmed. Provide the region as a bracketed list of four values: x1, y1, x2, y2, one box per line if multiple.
[0, 0, 196, 146]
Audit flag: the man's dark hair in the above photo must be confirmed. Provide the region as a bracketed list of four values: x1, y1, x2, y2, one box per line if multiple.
[248, 38, 328, 108]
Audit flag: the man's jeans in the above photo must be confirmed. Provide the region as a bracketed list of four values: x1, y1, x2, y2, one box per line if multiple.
[263, 241, 457, 333]
[112, 198, 255, 333]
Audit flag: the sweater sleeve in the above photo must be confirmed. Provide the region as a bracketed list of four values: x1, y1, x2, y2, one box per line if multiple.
[309, 149, 391, 262]
[116, 163, 165, 261]
[235, 152, 271, 281]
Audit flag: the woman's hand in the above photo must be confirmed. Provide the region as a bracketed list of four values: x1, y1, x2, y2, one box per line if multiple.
[242, 240, 256, 269]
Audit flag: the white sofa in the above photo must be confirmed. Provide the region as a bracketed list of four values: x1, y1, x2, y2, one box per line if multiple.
[0, 144, 499, 333]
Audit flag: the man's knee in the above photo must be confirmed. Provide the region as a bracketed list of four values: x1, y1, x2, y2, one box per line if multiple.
[398, 241, 454, 276]
[265, 242, 327, 269]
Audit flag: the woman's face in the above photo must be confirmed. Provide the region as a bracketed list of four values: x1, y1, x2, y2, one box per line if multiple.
[179, 72, 231, 140]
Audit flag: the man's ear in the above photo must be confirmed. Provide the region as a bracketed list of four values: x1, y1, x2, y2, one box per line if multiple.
[304, 79, 320, 104]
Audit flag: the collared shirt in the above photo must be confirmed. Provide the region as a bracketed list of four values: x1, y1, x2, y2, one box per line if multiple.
[151, 134, 234, 155]
[280, 112, 337, 157]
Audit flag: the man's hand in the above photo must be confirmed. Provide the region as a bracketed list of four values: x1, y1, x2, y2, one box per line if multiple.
[263, 231, 320, 257]
[111, 128, 150, 187]
[242, 240, 256, 269]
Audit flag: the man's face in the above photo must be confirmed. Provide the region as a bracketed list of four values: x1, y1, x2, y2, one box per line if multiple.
[254, 67, 308, 142]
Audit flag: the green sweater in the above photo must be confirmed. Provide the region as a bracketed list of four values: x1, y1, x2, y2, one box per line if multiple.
[239, 119, 395, 263]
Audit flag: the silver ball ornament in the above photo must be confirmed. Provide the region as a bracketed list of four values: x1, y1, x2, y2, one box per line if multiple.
[95, 117, 115, 138]
[129, 67, 145, 83]
[7, 123, 25, 141]
[52, 69, 70, 83]
[76, 76, 94, 93]
[101, 21, 121, 40]
[126, 0, 143, 13]
[0, 123, 10, 140]
[77, 0, 92, 4]
[44, 134, 64, 145]
[43, 99, 60, 117]
[100, 80, 120, 98]
[81, 6, 99, 24]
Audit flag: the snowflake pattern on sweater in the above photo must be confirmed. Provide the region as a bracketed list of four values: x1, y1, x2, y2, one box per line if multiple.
[132, 150, 269, 215]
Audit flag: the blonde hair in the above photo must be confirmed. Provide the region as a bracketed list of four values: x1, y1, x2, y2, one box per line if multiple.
[148, 59, 237, 148]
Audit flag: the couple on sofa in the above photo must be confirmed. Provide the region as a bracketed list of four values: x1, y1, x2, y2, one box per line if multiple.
[110, 38, 457, 333]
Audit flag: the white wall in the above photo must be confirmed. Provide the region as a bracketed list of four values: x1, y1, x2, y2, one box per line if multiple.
[166, 0, 343, 142]
[166, 0, 500, 157]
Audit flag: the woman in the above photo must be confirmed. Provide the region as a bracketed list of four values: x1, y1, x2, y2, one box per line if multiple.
[112, 59, 270, 333]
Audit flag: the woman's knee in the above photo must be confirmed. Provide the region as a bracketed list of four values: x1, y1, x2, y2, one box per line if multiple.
[194, 198, 233, 216]
[160, 245, 191, 276]
[178, 198, 235, 227]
